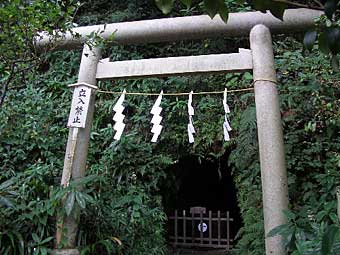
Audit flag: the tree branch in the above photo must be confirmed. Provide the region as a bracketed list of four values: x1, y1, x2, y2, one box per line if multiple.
[272, 0, 324, 11]
[312, 0, 324, 9]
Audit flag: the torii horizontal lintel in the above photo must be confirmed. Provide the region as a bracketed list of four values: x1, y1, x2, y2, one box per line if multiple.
[35, 8, 322, 50]
[96, 49, 252, 79]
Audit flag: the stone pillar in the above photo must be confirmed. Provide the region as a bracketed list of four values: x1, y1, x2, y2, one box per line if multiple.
[55, 44, 101, 254]
[250, 24, 289, 255]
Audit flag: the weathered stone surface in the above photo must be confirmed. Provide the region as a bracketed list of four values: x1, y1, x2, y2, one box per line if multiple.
[53, 249, 80, 255]
[96, 49, 252, 79]
[250, 24, 289, 255]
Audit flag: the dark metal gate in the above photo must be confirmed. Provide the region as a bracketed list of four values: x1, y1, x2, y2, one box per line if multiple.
[169, 207, 233, 250]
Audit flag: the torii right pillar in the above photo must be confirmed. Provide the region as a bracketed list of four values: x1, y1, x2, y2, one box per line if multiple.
[250, 24, 289, 255]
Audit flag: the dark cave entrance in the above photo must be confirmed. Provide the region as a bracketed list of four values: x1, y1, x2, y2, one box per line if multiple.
[162, 154, 242, 252]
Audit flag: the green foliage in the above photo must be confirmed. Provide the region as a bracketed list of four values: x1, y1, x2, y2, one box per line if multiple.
[155, 0, 174, 14]
[154, 0, 286, 20]
[229, 104, 265, 254]
[0, 49, 77, 254]
[0, 179, 16, 208]
[304, 31, 318, 51]
[203, 0, 229, 22]
[324, 0, 339, 20]
[0, 0, 79, 108]
[307, 14, 340, 71]
[0, 169, 58, 254]
[252, 0, 286, 20]
[268, 211, 340, 254]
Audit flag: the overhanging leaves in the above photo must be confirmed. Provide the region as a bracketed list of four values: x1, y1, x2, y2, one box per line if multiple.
[218, 1, 229, 23]
[253, 0, 286, 20]
[180, 0, 192, 8]
[204, 0, 220, 18]
[267, 223, 290, 237]
[324, 0, 339, 20]
[304, 31, 317, 51]
[65, 191, 75, 216]
[0, 196, 14, 208]
[326, 27, 340, 54]
[155, 0, 174, 14]
[319, 32, 331, 54]
[331, 55, 339, 71]
[75, 191, 86, 209]
[203, 0, 229, 22]
[269, 2, 286, 20]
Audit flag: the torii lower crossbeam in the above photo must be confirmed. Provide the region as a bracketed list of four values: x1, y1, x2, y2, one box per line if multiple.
[96, 49, 252, 79]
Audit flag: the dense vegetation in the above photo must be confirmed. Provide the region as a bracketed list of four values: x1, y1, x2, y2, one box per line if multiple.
[1, 1, 340, 254]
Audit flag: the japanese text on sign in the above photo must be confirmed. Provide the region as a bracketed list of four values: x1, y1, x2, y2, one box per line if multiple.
[67, 85, 92, 128]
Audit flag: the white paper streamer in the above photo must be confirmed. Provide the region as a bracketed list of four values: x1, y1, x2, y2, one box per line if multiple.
[223, 88, 232, 141]
[112, 89, 126, 140]
[150, 91, 163, 142]
[188, 91, 195, 143]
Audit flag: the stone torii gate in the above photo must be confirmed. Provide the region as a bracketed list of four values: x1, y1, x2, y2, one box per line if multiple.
[35, 8, 322, 255]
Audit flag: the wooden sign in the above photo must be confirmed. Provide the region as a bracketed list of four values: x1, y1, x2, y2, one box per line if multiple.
[67, 83, 97, 128]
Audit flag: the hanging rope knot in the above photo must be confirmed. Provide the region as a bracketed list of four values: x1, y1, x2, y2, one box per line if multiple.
[253, 78, 278, 84]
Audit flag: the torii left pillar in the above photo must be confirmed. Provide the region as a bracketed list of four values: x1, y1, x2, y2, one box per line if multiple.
[55, 45, 101, 255]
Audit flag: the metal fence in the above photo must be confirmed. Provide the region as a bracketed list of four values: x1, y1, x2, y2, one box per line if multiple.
[168, 207, 233, 250]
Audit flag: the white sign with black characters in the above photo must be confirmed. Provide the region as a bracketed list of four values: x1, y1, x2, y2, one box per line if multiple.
[67, 83, 95, 128]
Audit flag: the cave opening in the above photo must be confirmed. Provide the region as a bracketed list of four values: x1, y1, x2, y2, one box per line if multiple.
[162, 154, 242, 253]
